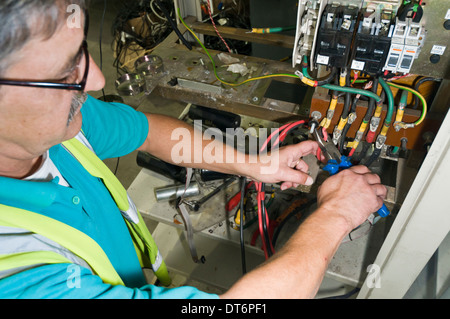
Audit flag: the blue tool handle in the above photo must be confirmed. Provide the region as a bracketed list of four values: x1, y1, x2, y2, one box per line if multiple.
[323, 156, 390, 218]
[377, 204, 390, 217]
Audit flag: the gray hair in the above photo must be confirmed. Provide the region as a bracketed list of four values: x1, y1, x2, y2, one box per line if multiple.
[0, 0, 86, 76]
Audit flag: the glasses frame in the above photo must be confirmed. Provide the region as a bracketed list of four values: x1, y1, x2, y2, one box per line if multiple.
[0, 40, 89, 92]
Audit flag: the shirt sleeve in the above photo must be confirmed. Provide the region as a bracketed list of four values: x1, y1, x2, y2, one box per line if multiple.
[80, 95, 149, 160]
[0, 263, 219, 299]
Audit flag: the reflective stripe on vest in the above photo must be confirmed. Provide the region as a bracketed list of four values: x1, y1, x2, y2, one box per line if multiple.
[0, 203, 125, 286]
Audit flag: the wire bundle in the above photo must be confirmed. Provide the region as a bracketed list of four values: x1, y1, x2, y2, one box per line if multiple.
[112, 0, 174, 75]
[255, 120, 305, 259]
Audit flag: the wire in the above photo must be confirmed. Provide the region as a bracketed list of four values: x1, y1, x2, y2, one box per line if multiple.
[301, 57, 383, 102]
[254, 120, 306, 259]
[179, 11, 389, 104]
[379, 78, 394, 128]
[272, 198, 316, 248]
[412, 76, 441, 110]
[251, 25, 296, 33]
[155, 0, 192, 50]
[386, 81, 427, 127]
[321, 287, 360, 299]
[99, 0, 107, 101]
[205, 0, 232, 53]
[239, 176, 247, 274]
[177, 10, 300, 87]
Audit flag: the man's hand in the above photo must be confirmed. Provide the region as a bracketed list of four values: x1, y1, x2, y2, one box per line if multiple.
[317, 165, 387, 231]
[246, 140, 322, 189]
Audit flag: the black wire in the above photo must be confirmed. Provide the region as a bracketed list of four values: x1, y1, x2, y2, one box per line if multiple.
[99, 0, 107, 101]
[363, 77, 378, 123]
[315, 67, 337, 86]
[321, 287, 360, 299]
[340, 94, 360, 154]
[412, 76, 441, 110]
[363, 146, 381, 167]
[272, 198, 316, 249]
[239, 177, 247, 274]
[110, 0, 173, 75]
[154, 0, 192, 50]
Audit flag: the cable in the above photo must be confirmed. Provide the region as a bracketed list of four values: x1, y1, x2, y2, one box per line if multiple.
[386, 81, 427, 127]
[99, 0, 107, 101]
[254, 120, 306, 259]
[179, 12, 388, 103]
[321, 287, 360, 299]
[205, 0, 232, 53]
[251, 25, 296, 33]
[412, 76, 441, 110]
[155, 0, 192, 50]
[301, 57, 382, 102]
[239, 176, 247, 274]
[259, 183, 273, 258]
[272, 198, 316, 248]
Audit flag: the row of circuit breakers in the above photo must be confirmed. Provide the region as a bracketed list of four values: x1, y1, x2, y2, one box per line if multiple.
[292, 0, 426, 74]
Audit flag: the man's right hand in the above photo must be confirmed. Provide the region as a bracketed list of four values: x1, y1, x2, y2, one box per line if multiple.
[316, 165, 387, 232]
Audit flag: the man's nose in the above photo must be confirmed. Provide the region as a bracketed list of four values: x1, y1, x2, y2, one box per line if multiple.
[84, 54, 105, 92]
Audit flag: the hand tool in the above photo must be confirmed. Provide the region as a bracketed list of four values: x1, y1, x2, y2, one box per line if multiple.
[312, 128, 390, 217]
[184, 177, 237, 211]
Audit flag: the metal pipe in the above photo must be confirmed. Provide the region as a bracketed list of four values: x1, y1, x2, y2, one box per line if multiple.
[155, 183, 200, 202]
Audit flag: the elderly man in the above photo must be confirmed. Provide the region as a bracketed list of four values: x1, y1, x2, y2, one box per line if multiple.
[0, 0, 386, 299]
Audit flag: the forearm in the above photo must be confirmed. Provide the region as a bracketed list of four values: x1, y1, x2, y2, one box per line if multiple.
[221, 207, 350, 299]
[138, 113, 259, 178]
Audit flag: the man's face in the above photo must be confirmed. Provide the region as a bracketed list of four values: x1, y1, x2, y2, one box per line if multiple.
[0, 16, 105, 162]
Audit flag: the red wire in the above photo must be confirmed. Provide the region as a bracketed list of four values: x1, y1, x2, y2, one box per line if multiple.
[272, 120, 305, 146]
[256, 120, 305, 259]
[260, 122, 291, 153]
[349, 147, 355, 157]
[255, 182, 269, 259]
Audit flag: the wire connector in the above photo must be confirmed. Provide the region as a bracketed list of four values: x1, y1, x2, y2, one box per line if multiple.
[375, 134, 387, 149]
[369, 116, 381, 132]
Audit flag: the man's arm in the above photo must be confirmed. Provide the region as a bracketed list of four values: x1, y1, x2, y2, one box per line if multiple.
[138, 113, 318, 188]
[220, 166, 387, 299]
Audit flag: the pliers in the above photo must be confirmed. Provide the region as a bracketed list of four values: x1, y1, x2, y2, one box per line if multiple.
[312, 128, 390, 218]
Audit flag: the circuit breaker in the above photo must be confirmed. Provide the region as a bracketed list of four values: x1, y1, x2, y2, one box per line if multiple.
[350, 6, 394, 74]
[314, 3, 358, 68]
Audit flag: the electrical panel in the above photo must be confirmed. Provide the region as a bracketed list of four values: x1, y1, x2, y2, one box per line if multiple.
[291, 0, 448, 155]
[293, 0, 449, 77]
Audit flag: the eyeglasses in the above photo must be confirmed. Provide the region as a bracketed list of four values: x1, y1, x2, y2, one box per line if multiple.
[0, 40, 90, 92]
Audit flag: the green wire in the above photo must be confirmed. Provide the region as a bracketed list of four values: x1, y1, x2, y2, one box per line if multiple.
[300, 58, 383, 103]
[178, 10, 401, 113]
[378, 77, 394, 125]
[178, 9, 299, 87]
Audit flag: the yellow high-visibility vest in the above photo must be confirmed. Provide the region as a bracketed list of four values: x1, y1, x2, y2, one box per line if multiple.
[0, 137, 171, 287]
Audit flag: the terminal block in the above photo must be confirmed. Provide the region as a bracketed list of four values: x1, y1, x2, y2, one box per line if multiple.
[314, 3, 359, 68]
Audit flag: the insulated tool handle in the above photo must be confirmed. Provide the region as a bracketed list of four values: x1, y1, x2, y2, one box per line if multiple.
[323, 155, 352, 175]
[323, 156, 390, 218]
[376, 204, 390, 218]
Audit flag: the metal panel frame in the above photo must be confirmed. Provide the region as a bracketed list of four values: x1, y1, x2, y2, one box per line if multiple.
[358, 109, 450, 298]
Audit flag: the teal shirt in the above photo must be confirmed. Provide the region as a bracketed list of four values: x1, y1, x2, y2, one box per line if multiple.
[0, 96, 218, 299]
